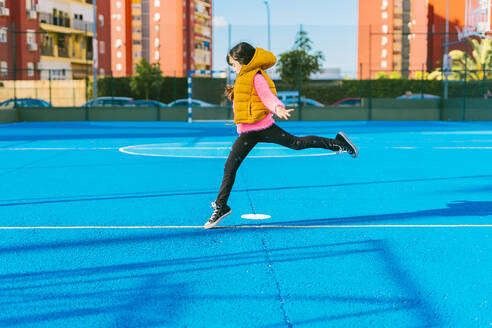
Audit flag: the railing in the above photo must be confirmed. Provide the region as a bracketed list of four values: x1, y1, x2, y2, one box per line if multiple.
[41, 45, 54, 56]
[58, 47, 69, 58]
[39, 12, 91, 32]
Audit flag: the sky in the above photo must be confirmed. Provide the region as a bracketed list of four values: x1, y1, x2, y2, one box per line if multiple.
[212, 0, 359, 78]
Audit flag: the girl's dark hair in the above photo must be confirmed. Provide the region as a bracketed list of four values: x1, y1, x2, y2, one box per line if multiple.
[226, 42, 256, 66]
[224, 84, 234, 101]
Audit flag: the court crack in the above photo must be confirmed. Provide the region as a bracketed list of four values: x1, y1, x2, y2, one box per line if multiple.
[261, 237, 293, 328]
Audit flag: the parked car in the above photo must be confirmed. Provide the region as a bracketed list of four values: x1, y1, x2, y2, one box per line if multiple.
[0, 98, 52, 109]
[283, 97, 325, 107]
[81, 97, 133, 107]
[167, 99, 217, 107]
[126, 100, 168, 108]
[332, 98, 361, 107]
[396, 93, 440, 99]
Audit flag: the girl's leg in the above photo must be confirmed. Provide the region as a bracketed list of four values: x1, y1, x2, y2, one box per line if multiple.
[215, 132, 258, 206]
[257, 124, 342, 151]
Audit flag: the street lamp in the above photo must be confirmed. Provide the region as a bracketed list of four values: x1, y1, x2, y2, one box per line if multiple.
[264, 1, 271, 51]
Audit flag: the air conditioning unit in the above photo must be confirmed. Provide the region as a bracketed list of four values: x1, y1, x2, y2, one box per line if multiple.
[27, 10, 37, 19]
[0, 7, 10, 16]
[28, 43, 38, 51]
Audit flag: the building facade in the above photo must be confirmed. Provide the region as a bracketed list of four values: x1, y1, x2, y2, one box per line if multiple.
[37, 0, 94, 80]
[357, 0, 490, 79]
[109, 0, 212, 77]
[0, 0, 41, 80]
[358, 0, 429, 79]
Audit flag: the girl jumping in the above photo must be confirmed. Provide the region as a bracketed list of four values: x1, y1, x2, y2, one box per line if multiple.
[204, 42, 358, 229]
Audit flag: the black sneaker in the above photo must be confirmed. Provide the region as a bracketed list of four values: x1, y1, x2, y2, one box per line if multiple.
[335, 132, 358, 158]
[204, 202, 232, 229]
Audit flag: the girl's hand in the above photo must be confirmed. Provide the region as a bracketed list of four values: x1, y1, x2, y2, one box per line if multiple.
[275, 106, 295, 120]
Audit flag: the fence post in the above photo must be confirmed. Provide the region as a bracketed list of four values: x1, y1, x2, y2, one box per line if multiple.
[110, 70, 114, 100]
[11, 23, 16, 103]
[359, 63, 363, 106]
[482, 66, 486, 98]
[49, 69, 52, 105]
[173, 71, 177, 101]
[420, 63, 424, 99]
[463, 42, 467, 121]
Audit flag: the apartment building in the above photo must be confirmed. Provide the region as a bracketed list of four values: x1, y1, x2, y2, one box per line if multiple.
[358, 0, 429, 79]
[0, 0, 41, 80]
[358, 0, 492, 78]
[110, 0, 213, 77]
[37, 0, 94, 80]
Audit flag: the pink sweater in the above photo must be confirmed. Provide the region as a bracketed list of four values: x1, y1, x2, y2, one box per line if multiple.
[236, 74, 285, 134]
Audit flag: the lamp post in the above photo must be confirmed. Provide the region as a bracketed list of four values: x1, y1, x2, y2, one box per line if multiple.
[264, 1, 271, 50]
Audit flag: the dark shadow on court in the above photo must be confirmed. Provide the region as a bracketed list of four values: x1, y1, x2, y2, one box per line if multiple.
[243, 200, 492, 227]
[0, 240, 442, 327]
[1, 175, 491, 207]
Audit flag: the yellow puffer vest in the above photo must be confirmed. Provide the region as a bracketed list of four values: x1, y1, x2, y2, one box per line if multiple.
[233, 48, 277, 124]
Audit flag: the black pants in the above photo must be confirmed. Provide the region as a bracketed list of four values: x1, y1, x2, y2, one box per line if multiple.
[215, 124, 341, 206]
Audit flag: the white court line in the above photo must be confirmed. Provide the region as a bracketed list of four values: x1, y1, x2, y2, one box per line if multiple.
[0, 147, 119, 151]
[435, 147, 492, 149]
[119, 143, 337, 158]
[0, 224, 491, 230]
[422, 131, 492, 135]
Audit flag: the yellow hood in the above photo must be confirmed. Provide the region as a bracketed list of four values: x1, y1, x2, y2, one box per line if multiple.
[238, 47, 276, 76]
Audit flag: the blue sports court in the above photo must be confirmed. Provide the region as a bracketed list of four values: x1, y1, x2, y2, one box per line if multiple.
[0, 120, 490, 327]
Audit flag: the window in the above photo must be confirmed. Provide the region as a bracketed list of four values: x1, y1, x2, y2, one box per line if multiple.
[154, 51, 159, 60]
[0, 28, 7, 43]
[100, 68, 105, 77]
[154, 38, 159, 47]
[99, 14, 104, 27]
[0, 0, 5, 8]
[154, 13, 160, 21]
[381, 49, 387, 58]
[382, 25, 389, 34]
[116, 63, 122, 71]
[116, 25, 121, 32]
[381, 12, 388, 19]
[116, 1, 121, 9]
[381, 60, 387, 68]
[27, 62, 34, 77]
[116, 51, 122, 58]
[154, 0, 160, 7]
[115, 39, 122, 48]
[99, 41, 105, 54]
[26, 30, 36, 48]
[0, 61, 7, 76]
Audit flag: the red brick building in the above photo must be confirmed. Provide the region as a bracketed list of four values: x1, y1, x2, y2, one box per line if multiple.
[0, 0, 40, 80]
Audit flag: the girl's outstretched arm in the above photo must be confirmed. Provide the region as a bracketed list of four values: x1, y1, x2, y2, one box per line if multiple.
[253, 74, 295, 120]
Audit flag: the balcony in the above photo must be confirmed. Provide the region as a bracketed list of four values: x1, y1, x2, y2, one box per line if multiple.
[41, 45, 54, 56]
[39, 12, 92, 33]
[58, 47, 69, 58]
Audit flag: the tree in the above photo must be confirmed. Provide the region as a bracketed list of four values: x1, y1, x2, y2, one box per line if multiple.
[276, 30, 324, 86]
[130, 59, 163, 99]
[428, 38, 492, 81]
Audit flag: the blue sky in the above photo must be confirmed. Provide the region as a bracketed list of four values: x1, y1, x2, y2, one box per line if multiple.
[212, 0, 359, 78]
